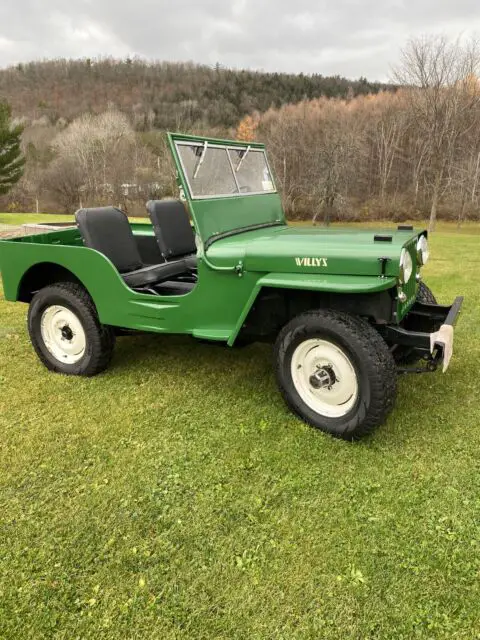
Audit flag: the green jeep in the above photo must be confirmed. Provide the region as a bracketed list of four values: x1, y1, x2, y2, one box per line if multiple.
[0, 133, 463, 439]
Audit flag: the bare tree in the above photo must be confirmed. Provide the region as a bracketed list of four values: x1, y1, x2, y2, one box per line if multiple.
[42, 156, 84, 212]
[259, 98, 367, 224]
[365, 91, 407, 203]
[308, 100, 365, 225]
[393, 35, 480, 231]
[52, 108, 135, 200]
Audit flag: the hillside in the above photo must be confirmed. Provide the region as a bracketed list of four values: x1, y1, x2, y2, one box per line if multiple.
[6, 54, 476, 226]
[0, 58, 391, 130]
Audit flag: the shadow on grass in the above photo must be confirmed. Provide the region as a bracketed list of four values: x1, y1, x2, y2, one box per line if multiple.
[108, 332, 455, 448]
[111, 332, 276, 397]
[112, 332, 272, 366]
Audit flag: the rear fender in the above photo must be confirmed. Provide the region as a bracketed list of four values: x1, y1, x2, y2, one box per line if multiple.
[1, 241, 130, 324]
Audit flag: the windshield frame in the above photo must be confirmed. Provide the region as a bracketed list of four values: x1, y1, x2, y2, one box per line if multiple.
[174, 140, 277, 201]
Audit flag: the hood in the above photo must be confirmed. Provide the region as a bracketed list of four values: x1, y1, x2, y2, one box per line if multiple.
[207, 224, 420, 278]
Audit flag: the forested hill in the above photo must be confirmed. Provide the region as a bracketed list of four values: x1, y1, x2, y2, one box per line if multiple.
[0, 58, 391, 130]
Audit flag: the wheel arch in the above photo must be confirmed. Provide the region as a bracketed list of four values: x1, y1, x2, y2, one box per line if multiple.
[17, 262, 88, 303]
[228, 275, 397, 345]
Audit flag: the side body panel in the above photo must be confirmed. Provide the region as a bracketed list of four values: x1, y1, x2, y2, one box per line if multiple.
[0, 227, 398, 343]
[0, 238, 257, 339]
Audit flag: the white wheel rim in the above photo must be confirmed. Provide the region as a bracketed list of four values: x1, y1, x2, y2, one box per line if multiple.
[291, 338, 359, 418]
[40, 305, 87, 365]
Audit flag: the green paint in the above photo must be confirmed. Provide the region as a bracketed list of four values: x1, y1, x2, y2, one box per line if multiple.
[167, 132, 285, 243]
[0, 133, 430, 344]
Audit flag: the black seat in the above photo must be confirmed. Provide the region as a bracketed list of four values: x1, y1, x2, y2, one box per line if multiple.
[75, 207, 189, 289]
[146, 200, 197, 268]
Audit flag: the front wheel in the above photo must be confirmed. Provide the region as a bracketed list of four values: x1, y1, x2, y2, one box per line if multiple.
[28, 282, 115, 376]
[274, 310, 397, 440]
[416, 281, 437, 305]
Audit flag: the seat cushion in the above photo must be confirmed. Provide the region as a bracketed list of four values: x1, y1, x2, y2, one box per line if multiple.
[135, 234, 164, 266]
[122, 259, 188, 288]
[184, 255, 198, 269]
[146, 200, 197, 260]
[76, 207, 143, 273]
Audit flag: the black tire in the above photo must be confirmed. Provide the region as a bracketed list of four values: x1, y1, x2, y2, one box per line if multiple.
[417, 281, 437, 305]
[394, 282, 437, 365]
[27, 282, 115, 376]
[274, 310, 397, 440]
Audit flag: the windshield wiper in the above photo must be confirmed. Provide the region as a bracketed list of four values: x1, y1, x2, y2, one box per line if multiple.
[235, 145, 250, 172]
[193, 141, 208, 179]
[205, 221, 285, 250]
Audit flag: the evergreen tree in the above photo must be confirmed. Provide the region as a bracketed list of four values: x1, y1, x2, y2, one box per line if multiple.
[0, 101, 24, 195]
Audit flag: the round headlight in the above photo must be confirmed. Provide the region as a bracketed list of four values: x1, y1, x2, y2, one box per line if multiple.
[416, 235, 429, 265]
[399, 248, 413, 284]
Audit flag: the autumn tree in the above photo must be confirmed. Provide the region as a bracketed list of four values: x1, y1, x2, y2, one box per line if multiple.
[259, 98, 367, 223]
[364, 91, 407, 203]
[0, 101, 25, 195]
[257, 104, 304, 214]
[236, 114, 259, 142]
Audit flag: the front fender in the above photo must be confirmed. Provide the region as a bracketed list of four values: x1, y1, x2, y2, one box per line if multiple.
[258, 272, 397, 294]
[227, 272, 397, 346]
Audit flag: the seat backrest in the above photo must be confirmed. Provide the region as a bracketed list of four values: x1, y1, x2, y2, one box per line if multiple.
[146, 200, 196, 260]
[75, 207, 143, 273]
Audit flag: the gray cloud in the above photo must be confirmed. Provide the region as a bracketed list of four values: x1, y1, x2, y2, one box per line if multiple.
[0, 0, 480, 80]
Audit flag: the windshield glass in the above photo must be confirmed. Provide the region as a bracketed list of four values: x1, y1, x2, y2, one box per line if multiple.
[176, 142, 276, 199]
[229, 148, 274, 193]
[177, 144, 237, 197]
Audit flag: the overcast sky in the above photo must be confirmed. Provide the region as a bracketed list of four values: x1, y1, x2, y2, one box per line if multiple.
[0, 0, 479, 80]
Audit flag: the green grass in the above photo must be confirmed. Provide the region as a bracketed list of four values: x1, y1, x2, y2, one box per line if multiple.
[1, 223, 479, 639]
[0, 213, 152, 227]
[0, 213, 75, 226]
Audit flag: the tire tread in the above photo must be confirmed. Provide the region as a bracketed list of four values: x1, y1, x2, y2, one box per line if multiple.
[28, 282, 115, 376]
[275, 309, 397, 440]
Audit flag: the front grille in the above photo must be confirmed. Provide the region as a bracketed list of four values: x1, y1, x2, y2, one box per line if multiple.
[397, 238, 418, 320]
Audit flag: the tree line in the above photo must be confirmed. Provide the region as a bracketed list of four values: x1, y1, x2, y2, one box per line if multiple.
[0, 58, 388, 130]
[250, 36, 480, 230]
[1, 36, 480, 229]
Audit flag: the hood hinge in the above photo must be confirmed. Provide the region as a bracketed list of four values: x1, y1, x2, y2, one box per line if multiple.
[235, 260, 244, 277]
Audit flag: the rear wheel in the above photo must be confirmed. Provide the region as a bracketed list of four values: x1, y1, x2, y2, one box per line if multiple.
[28, 282, 115, 376]
[274, 310, 397, 440]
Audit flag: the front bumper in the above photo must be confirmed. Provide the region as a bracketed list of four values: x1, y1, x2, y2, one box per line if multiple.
[381, 296, 464, 372]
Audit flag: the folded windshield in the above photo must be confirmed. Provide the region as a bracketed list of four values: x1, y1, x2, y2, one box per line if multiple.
[176, 142, 276, 199]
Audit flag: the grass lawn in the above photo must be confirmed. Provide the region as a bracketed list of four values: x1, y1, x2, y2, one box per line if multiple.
[0, 221, 479, 638]
[0, 213, 151, 229]
[0, 213, 75, 226]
